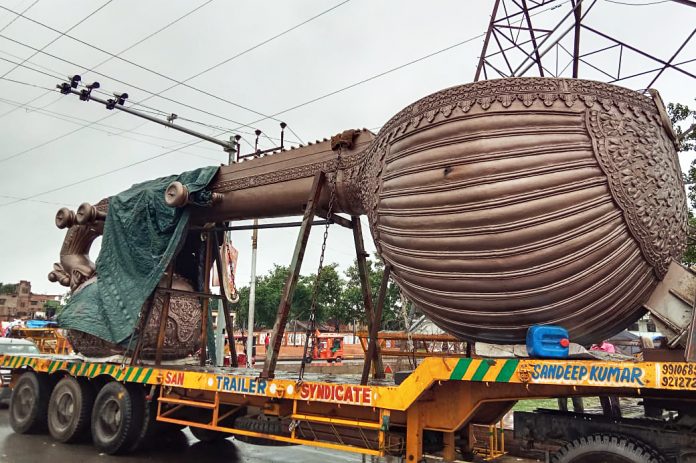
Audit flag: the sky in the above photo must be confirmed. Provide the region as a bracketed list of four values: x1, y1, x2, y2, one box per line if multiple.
[0, 0, 694, 296]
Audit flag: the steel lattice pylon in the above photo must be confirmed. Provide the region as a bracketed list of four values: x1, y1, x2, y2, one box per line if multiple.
[475, 0, 696, 90]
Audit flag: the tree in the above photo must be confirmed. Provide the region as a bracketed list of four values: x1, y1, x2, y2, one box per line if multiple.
[233, 265, 312, 330]
[0, 283, 17, 295]
[341, 255, 404, 331]
[669, 100, 696, 266]
[43, 300, 62, 319]
[299, 264, 344, 330]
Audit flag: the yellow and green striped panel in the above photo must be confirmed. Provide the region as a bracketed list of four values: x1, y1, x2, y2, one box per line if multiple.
[1, 356, 39, 369]
[0, 357, 155, 385]
[449, 358, 519, 383]
[64, 362, 155, 384]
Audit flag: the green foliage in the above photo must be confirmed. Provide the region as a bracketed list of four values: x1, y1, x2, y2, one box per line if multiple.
[0, 283, 17, 295]
[43, 300, 62, 318]
[668, 101, 696, 153]
[234, 265, 312, 330]
[233, 256, 407, 331]
[684, 214, 696, 267]
[340, 257, 403, 330]
[668, 100, 696, 266]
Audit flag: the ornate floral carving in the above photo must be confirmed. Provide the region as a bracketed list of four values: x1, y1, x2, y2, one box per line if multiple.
[587, 109, 687, 278]
[68, 275, 202, 360]
[376, 78, 658, 146]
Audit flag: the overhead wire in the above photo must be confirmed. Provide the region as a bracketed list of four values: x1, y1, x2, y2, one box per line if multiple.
[0, 1, 352, 142]
[0, 0, 113, 120]
[0, 58, 295, 159]
[0, 0, 40, 33]
[0, 55, 246, 161]
[0, 75, 55, 91]
[0, 35, 303, 149]
[0, 0, 113, 81]
[0, 95, 224, 161]
[34, 0, 215, 112]
[229, 0, 574, 128]
[0, 130, 226, 209]
[0, 0, 569, 208]
[604, 0, 670, 4]
[231, 32, 486, 129]
[0, 0, 351, 165]
[0, 30, 486, 206]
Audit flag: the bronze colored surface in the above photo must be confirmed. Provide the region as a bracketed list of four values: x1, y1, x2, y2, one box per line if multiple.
[53, 78, 687, 345]
[67, 274, 202, 359]
[362, 78, 686, 344]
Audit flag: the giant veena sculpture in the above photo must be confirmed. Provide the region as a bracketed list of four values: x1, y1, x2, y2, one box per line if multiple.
[51, 77, 687, 358]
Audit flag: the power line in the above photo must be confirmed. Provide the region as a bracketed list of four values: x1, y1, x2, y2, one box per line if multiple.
[0, 30, 487, 206]
[0, 194, 67, 207]
[0, 0, 40, 33]
[0, 132, 222, 209]
[0, 33, 249, 126]
[604, 0, 670, 5]
[33, 0, 215, 113]
[229, 0, 570, 128]
[0, 26, 488, 205]
[0, 1, 351, 142]
[0, 0, 113, 81]
[236, 32, 486, 128]
[0, 54, 65, 80]
[0, 0, 113, 121]
[0, 95, 223, 161]
[0, 76, 55, 91]
[0, 34, 303, 148]
[0, 0, 349, 163]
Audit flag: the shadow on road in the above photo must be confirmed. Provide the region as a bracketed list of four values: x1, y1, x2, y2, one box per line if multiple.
[0, 408, 241, 463]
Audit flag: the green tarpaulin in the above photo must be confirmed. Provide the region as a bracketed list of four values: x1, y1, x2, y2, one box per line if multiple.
[58, 166, 219, 350]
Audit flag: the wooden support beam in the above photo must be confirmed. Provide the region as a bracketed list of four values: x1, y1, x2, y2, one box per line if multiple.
[129, 292, 155, 366]
[155, 263, 175, 366]
[352, 217, 385, 380]
[261, 172, 326, 379]
[213, 228, 238, 367]
[200, 236, 213, 366]
[361, 264, 390, 384]
[316, 208, 353, 229]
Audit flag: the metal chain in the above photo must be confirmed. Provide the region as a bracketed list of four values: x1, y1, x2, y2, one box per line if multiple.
[299, 148, 342, 380]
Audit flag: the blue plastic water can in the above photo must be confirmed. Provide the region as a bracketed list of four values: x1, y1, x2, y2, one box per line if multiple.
[526, 325, 570, 359]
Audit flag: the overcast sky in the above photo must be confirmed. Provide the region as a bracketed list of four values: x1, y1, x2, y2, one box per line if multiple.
[0, 0, 694, 296]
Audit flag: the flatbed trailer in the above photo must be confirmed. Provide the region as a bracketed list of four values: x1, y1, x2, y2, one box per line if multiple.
[3, 352, 696, 462]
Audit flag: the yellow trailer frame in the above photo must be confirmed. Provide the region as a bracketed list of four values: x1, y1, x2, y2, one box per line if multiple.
[3, 353, 696, 461]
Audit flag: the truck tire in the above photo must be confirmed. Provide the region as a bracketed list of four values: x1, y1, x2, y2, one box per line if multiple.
[48, 376, 95, 443]
[125, 385, 147, 452]
[190, 426, 228, 442]
[552, 434, 664, 463]
[10, 372, 51, 434]
[90, 381, 145, 454]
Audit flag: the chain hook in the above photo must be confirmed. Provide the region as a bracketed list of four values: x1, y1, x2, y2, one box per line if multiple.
[298, 147, 342, 381]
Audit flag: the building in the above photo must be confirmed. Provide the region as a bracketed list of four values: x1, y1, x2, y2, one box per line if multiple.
[0, 280, 62, 320]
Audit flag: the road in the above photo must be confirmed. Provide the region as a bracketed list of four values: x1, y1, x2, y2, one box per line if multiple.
[0, 408, 537, 463]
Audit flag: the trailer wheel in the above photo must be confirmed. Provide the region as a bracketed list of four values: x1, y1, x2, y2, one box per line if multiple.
[47, 376, 95, 443]
[90, 381, 145, 454]
[552, 434, 664, 463]
[10, 371, 51, 434]
[190, 426, 228, 443]
[125, 385, 147, 452]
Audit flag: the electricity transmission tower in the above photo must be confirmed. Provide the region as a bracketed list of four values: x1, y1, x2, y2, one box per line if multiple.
[475, 0, 696, 90]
